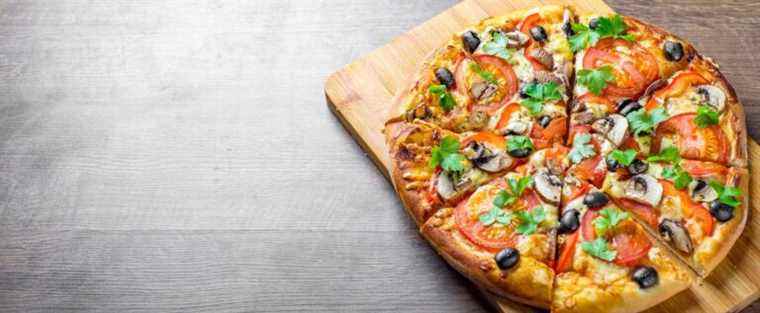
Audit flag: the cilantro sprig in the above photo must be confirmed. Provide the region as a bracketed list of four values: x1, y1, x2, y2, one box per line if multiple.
[609, 149, 637, 166]
[593, 207, 629, 237]
[648, 147, 692, 189]
[694, 105, 720, 128]
[627, 108, 668, 136]
[515, 206, 546, 235]
[469, 62, 498, 85]
[708, 181, 743, 208]
[428, 84, 457, 111]
[646, 146, 681, 163]
[520, 82, 562, 116]
[569, 133, 596, 163]
[581, 238, 617, 261]
[478, 206, 512, 226]
[569, 14, 635, 52]
[577, 66, 615, 95]
[507, 136, 534, 152]
[479, 176, 533, 226]
[481, 30, 513, 60]
[429, 136, 466, 173]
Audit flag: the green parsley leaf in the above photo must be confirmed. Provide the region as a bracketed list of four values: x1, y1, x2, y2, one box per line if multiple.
[520, 82, 562, 116]
[577, 66, 615, 95]
[709, 181, 743, 208]
[428, 84, 457, 111]
[493, 189, 515, 208]
[569, 133, 596, 163]
[516, 206, 546, 236]
[429, 136, 465, 172]
[581, 238, 617, 261]
[568, 15, 633, 52]
[694, 105, 720, 128]
[627, 108, 668, 136]
[479, 206, 513, 226]
[569, 23, 600, 52]
[609, 149, 637, 166]
[481, 31, 513, 60]
[507, 136, 534, 152]
[646, 146, 681, 164]
[492, 176, 532, 210]
[593, 207, 629, 237]
[660, 163, 692, 190]
[469, 62, 498, 85]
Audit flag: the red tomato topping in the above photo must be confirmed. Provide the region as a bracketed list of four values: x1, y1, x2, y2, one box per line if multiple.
[653, 113, 729, 164]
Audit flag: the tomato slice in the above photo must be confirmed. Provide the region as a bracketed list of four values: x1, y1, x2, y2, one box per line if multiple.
[563, 180, 592, 205]
[462, 131, 507, 150]
[456, 55, 519, 112]
[661, 180, 714, 238]
[680, 159, 728, 179]
[555, 230, 579, 273]
[583, 38, 659, 99]
[455, 186, 541, 252]
[530, 116, 568, 150]
[576, 93, 616, 112]
[568, 124, 593, 145]
[495, 102, 522, 130]
[615, 198, 658, 227]
[581, 209, 651, 266]
[645, 72, 709, 110]
[653, 113, 729, 164]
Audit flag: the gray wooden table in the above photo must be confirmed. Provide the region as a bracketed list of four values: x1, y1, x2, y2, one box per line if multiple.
[0, 1, 757, 312]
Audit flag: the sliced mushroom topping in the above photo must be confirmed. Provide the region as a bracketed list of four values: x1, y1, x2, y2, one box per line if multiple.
[470, 81, 498, 100]
[463, 141, 512, 173]
[591, 114, 628, 146]
[504, 31, 530, 49]
[659, 219, 693, 254]
[533, 70, 563, 86]
[535, 169, 562, 205]
[695, 85, 726, 112]
[436, 172, 457, 201]
[528, 48, 554, 70]
[468, 109, 488, 130]
[501, 111, 532, 135]
[688, 179, 718, 203]
[624, 174, 663, 207]
[477, 153, 512, 173]
[572, 111, 595, 125]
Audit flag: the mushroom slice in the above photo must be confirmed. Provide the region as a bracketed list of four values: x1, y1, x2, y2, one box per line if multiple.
[695, 85, 726, 112]
[534, 169, 562, 205]
[659, 219, 693, 254]
[623, 174, 663, 207]
[463, 141, 512, 173]
[500, 110, 532, 135]
[591, 114, 628, 146]
[471, 81, 497, 100]
[436, 172, 458, 201]
[504, 31, 529, 49]
[528, 48, 554, 70]
[688, 179, 718, 203]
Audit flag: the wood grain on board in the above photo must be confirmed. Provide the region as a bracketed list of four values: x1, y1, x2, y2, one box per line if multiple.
[324, 0, 760, 312]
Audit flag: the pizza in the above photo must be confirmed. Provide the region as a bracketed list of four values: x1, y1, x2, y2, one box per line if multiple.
[384, 5, 748, 313]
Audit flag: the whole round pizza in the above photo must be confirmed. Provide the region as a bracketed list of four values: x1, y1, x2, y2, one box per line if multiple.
[384, 5, 749, 313]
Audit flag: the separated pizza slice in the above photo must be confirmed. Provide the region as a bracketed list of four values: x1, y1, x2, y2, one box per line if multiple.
[601, 147, 748, 275]
[420, 144, 569, 308]
[627, 56, 747, 167]
[388, 5, 574, 142]
[569, 13, 695, 117]
[553, 186, 693, 313]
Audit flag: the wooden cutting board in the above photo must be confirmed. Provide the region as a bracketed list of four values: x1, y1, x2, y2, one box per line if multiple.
[324, 0, 760, 312]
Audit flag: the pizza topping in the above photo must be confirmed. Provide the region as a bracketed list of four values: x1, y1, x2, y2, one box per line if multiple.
[642, 79, 667, 99]
[463, 141, 512, 173]
[494, 247, 520, 270]
[593, 207, 630, 236]
[617, 98, 642, 117]
[561, 9, 575, 37]
[568, 133, 596, 163]
[663, 40, 685, 62]
[658, 219, 693, 254]
[507, 135, 534, 158]
[429, 136, 465, 172]
[537, 115, 552, 128]
[530, 25, 548, 42]
[577, 65, 615, 95]
[515, 206, 547, 235]
[520, 81, 562, 116]
[627, 159, 649, 175]
[709, 200, 735, 222]
[559, 209, 581, 234]
[583, 191, 609, 209]
[632, 265, 659, 289]
[435, 67, 456, 89]
[707, 180, 742, 222]
[435, 172, 458, 201]
[694, 105, 720, 128]
[623, 174, 662, 207]
[462, 30, 481, 53]
[627, 108, 668, 136]
[504, 31, 530, 49]
[688, 179, 718, 203]
[607, 149, 637, 172]
[569, 14, 634, 52]
[527, 47, 554, 70]
[695, 85, 726, 112]
[534, 169, 562, 205]
[591, 114, 628, 146]
[581, 237, 617, 261]
[428, 84, 457, 112]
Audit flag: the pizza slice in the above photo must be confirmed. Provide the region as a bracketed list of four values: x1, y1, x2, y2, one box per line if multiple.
[420, 144, 569, 308]
[569, 13, 696, 119]
[388, 5, 574, 147]
[630, 56, 747, 167]
[553, 186, 693, 313]
[601, 147, 749, 275]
